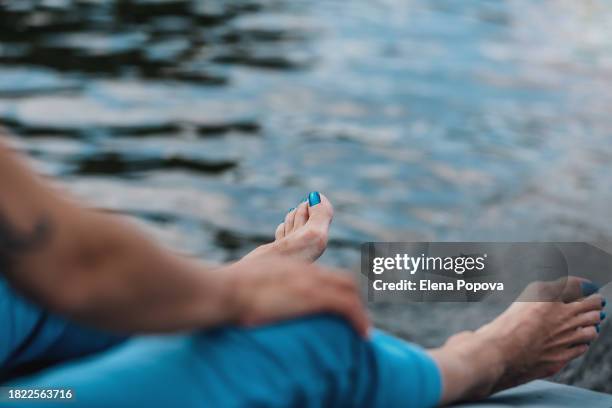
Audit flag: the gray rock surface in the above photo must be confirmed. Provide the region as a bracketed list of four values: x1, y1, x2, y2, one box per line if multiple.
[553, 283, 612, 394]
[556, 318, 612, 394]
[453, 380, 612, 408]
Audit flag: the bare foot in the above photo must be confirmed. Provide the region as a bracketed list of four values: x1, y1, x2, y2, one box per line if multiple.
[244, 192, 334, 263]
[431, 277, 606, 404]
[481, 278, 605, 392]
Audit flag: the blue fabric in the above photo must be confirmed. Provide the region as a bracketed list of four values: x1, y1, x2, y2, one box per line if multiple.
[0, 277, 125, 376]
[1, 279, 441, 408]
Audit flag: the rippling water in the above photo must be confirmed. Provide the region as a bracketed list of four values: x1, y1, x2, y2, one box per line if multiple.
[3, 1, 612, 348]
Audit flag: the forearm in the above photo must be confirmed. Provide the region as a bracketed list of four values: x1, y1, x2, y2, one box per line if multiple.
[0, 138, 369, 336]
[0, 139, 236, 333]
[13, 209, 236, 333]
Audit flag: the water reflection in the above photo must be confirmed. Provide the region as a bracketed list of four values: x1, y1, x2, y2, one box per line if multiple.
[0, 0, 309, 80]
[2, 0, 612, 351]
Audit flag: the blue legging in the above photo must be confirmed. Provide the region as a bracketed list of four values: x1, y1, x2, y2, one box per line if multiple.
[0, 278, 442, 408]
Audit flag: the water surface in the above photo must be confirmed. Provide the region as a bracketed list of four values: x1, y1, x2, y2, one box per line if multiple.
[2, 0, 612, 346]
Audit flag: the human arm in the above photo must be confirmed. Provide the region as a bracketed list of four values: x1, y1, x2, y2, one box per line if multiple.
[0, 137, 369, 335]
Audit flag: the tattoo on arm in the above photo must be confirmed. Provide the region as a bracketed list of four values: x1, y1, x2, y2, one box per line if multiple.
[0, 213, 53, 273]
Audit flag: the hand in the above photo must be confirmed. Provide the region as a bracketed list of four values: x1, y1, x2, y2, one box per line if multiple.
[223, 256, 370, 337]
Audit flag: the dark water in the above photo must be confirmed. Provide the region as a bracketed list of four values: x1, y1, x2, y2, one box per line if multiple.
[2, 1, 612, 352]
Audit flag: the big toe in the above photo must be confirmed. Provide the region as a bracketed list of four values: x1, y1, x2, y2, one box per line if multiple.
[524, 276, 600, 302]
[562, 277, 600, 302]
[284, 191, 334, 260]
[306, 191, 334, 229]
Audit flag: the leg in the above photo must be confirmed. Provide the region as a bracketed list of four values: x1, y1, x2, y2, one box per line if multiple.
[5, 316, 441, 408]
[0, 276, 125, 380]
[0, 191, 334, 384]
[0, 191, 333, 377]
[429, 277, 606, 404]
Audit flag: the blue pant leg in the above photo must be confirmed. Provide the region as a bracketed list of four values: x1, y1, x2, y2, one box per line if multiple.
[0, 277, 125, 376]
[5, 316, 441, 408]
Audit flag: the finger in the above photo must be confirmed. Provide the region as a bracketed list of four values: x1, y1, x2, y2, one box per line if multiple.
[319, 294, 370, 338]
[284, 264, 369, 336]
[311, 280, 369, 337]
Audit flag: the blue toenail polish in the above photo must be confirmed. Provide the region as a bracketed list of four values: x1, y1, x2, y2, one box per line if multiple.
[308, 191, 321, 207]
[596, 324, 600, 333]
[288, 207, 295, 213]
[601, 312, 607, 321]
[603, 299, 607, 308]
[581, 281, 600, 297]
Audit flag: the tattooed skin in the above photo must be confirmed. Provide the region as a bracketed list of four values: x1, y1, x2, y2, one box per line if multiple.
[0, 212, 52, 273]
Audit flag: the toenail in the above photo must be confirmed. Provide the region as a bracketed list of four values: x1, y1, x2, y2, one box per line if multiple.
[308, 191, 321, 207]
[596, 324, 600, 333]
[603, 299, 607, 308]
[601, 312, 607, 321]
[288, 207, 295, 213]
[581, 281, 600, 297]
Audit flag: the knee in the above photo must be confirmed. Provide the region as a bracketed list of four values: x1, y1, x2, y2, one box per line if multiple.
[194, 315, 367, 380]
[249, 314, 365, 375]
[179, 316, 373, 407]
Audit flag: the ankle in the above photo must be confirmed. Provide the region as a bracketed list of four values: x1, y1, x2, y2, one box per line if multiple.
[433, 330, 507, 404]
[475, 324, 519, 392]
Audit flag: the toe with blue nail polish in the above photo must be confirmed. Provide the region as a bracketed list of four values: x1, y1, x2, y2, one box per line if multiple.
[308, 191, 321, 207]
[581, 281, 600, 297]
